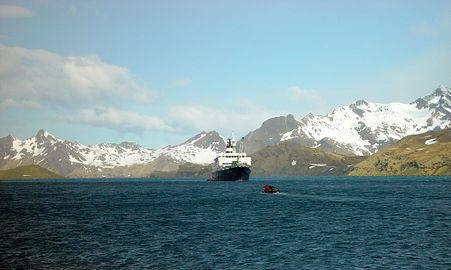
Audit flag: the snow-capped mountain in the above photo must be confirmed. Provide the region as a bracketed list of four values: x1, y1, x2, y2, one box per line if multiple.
[1, 85, 449, 177]
[0, 130, 225, 176]
[244, 85, 450, 155]
[155, 131, 225, 164]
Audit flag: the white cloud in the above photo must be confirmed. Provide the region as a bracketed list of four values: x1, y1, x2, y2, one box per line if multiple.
[288, 86, 324, 103]
[173, 77, 192, 87]
[0, 5, 32, 18]
[0, 98, 41, 110]
[65, 107, 175, 134]
[0, 45, 169, 135]
[169, 105, 227, 131]
[168, 101, 275, 135]
[0, 44, 154, 109]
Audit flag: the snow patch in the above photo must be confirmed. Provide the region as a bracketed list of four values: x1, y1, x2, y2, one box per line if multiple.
[2, 86, 449, 169]
[281, 130, 295, 141]
[309, 163, 327, 169]
[425, 138, 438, 145]
[68, 155, 81, 163]
[283, 99, 443, 155]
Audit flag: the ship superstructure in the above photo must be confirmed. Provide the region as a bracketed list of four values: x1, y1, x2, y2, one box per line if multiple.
[209, 138, 251, 181]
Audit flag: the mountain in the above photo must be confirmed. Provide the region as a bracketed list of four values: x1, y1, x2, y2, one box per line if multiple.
[0, 85, 449, 178]
[244, 85, 450, 155]
[251, 141, 366, 176]
[154, 131, 225, 164]
[348, 129, 451, 176]
[0, 129, 156, 176]
[0, 165, 63, 180]
[0, 130, 224, 177]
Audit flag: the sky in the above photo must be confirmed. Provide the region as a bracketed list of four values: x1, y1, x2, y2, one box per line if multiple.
[0, 0, 450, 148]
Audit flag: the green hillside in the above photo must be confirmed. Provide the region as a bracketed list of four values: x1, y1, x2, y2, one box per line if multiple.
[251, 141, 365, 176]
[349, 129, 451, 176]
[0, 165, 63, 180]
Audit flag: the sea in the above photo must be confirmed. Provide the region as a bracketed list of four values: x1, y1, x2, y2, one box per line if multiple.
[1, 176, 450, 269]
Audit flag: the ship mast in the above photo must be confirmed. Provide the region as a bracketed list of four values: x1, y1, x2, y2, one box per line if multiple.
[239, 137, 245, 153]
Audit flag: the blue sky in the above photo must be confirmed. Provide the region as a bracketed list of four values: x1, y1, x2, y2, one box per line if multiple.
[1, 0, 450, 148]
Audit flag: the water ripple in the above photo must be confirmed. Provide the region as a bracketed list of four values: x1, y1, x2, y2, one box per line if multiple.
[1, 176, 450, 269]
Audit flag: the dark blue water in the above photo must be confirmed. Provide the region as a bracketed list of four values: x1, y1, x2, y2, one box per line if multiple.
[1, 176, 450, 269]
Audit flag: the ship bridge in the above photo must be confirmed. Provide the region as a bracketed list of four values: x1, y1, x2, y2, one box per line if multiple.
[213, 138, 251, 170]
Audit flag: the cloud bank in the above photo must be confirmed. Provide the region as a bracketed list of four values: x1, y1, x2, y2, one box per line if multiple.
[168, 101, 275, 135]
[65, 108, 175, 134]
[0, 5, 32, 18]
[0, 44, 154, 109]
[0, 98, 41, 110]
[0, 44, 172, 135]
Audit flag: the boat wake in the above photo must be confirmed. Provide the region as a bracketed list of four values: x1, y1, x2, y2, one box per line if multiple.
[260, 192, 302, 198]
[302, 194, 369, 202]
[274, 192, 298, 197]
[261, 192, 369, 202]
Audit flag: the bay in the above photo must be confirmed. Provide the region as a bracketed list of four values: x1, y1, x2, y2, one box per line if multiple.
[1, 176, 450, 269]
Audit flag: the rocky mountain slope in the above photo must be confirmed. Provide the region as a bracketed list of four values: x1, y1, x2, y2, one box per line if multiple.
[349, 129, 451, 176]
[251, 141, 366, 176]
[0, 85, 449, 178]
[244, 86, 450, 155]
[0, 130, 224, 177]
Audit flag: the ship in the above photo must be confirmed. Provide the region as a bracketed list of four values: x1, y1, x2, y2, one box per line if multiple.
[209, 138, 252, 181]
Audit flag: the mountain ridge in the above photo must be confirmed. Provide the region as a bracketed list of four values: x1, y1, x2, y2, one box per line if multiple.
[0, 85, 449, 177]
[244, 85, 450, 155]
[0, 129, 225, 177]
